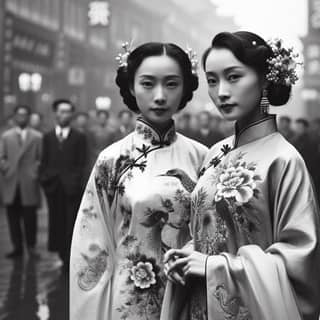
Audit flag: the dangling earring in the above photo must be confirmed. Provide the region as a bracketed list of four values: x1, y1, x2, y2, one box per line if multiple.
[260, 89, 269, 114]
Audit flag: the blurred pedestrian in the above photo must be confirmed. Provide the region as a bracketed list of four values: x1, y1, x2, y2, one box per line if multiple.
[176, 112, 195, 138]
[115, 109, 135, 140]
[292, 118, 318, 186]
[39, 99, 87, 271]
[278, 115, 294, 142]
[88, 109, 116, 168]
[192, 110, 224, 147]
[73, 111, 90, 134]
[29, 112, 43, 132]
[0, 105, 42, 259]
[73, 111, 92, 185]
[308, 118, 320, 200]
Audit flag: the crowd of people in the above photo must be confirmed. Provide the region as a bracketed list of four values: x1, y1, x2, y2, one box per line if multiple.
[0, 103, 135, 267]
[0, 30, 320, 320]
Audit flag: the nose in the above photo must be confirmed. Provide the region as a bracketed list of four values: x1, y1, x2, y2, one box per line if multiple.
[218, 81, 230, 102]
[154, 85, 166, 105]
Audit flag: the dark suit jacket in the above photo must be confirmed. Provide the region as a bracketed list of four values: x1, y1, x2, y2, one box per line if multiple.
[40, 128, 87, 196]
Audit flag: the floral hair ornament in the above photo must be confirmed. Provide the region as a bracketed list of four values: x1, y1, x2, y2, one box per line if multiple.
[115, 40, 134, 68]
[185, 45, 198, 75]
[266, 38, 302, 86]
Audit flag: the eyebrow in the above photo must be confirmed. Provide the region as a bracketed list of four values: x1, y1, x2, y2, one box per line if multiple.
[138, 74, 182, 79]
[206, 66, 243, 75]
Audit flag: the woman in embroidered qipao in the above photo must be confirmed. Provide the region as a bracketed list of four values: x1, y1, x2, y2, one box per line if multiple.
[162, 31, 320, 320]
[70, 42, 208, 320]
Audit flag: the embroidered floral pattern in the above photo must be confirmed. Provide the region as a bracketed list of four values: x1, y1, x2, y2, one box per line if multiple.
[78, 244, 108, 291]
[130, 261, 156, 289]
[194, 152, 261, 254]
[214, 284, 251, 320]
[117, 252, 164, 320]
[199, 144, 232, 177]
[135, 118, 176, 146]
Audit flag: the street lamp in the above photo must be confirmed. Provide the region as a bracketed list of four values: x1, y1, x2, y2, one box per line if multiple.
[18, 72, 42, 92]
[18, 72, 42, 107]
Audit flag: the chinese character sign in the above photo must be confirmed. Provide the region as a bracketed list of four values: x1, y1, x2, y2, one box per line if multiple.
[88, 1, 110, 26]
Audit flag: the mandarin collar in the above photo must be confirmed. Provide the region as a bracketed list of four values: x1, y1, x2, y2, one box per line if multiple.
[135, 117, 177, 146]
[234, 114, 277, 147]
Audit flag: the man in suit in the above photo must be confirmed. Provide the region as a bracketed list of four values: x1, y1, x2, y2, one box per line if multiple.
[40, 99, 87, 271]
[0, 105, 42, 258]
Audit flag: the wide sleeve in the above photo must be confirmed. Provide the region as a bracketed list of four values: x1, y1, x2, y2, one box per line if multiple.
[205, 155, 320, 320]
[70, 155, 117, 320]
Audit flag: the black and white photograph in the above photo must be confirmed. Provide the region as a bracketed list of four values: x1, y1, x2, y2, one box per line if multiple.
[0, 1, 319, 319]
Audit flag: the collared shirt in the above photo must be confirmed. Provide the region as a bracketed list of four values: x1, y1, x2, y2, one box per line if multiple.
[16, 126, 28, 142]
[55, 126, 70, 140]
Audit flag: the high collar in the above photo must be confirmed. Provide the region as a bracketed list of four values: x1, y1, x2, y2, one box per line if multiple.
[135, 117, 177, 146]
[234, 115, 277, 147]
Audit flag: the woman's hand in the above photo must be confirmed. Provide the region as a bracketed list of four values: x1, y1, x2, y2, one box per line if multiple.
[164, 256, 186, 286]
[164, 249, 208, 284]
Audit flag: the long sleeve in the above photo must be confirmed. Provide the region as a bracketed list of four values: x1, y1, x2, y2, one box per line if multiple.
[70, 157, 116, 320]
[205, 155, 320, 320]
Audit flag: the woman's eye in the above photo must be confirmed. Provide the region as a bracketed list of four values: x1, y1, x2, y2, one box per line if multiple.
[166, 81, 179, 88]
[228, 74, 241, 82]
[141, 81, 153, 88]
[207, 78, 217, 86]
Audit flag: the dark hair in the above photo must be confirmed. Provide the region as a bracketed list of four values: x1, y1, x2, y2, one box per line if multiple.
[14, 105, 31, 115]
[279, 116, 291, 123]
[52, 99, 75, 112]
[202, 31, 291, 106]
[115, 42, 198, 113]
[295, 118, 309, 127]
[96, 109, 109, 118]
[76, 111, 89, 118]
[118, 109, 133, 118]
[31, 111, 43, 119]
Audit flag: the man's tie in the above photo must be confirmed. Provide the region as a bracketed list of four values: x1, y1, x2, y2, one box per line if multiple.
[18, 132, 24, 146]
[58, 131, 64, 143]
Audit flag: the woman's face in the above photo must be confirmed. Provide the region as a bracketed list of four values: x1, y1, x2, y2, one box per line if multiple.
[132, 55, 183, 127]
[204, 48, 263, 122]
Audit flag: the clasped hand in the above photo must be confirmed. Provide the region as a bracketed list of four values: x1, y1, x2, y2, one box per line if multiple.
[163, 249, 208, 286]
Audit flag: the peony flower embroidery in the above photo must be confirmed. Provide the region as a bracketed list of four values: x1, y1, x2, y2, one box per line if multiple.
[130, 261, 156, 289]
[215, 161, 259, 204]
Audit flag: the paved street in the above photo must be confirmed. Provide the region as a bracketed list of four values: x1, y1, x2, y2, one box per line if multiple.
[0, 205, 68, 320]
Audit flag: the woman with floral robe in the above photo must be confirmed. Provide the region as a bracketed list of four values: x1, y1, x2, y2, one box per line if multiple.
[162, 32, 320, 320]
[70, 42, 207, 320]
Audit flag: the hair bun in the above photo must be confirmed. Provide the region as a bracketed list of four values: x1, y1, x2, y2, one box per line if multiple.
[267, 83, 292, 106]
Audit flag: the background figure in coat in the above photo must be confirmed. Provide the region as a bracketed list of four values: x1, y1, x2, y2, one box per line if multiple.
[0, 105, 42, 259]
[192, 110, 224, 147]
[40, 99, 87, 271]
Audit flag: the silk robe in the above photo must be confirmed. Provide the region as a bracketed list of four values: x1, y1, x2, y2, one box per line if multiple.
[70, 117, 208, 320]
[161, 115, 320, 320]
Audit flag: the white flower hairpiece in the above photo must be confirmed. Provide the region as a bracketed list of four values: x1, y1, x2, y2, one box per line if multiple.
[185, 46, 198, 75]
[115, 41, 133, 68]
[266, 38, 302, 86]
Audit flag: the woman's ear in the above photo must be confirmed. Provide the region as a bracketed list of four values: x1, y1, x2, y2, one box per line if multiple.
[129, 85, 135, 97]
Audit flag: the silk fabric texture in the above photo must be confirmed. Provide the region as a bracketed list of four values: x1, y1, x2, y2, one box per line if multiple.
[70, 117, 208, 320]
[161, 116, 320, 320]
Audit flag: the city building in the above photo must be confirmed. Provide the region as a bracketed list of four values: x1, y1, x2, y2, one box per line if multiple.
[301, 0, 320, 118]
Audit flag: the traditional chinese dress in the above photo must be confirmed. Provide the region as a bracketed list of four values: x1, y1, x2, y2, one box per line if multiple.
[161, 115, 320, 320]
[70, 117, 208, 320]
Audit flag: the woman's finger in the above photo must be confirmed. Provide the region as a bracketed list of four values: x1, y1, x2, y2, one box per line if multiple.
[167, 257, 189, 273]
[168, 271, 185, 286]
[164, 249, 188, 263]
